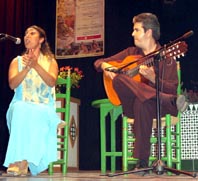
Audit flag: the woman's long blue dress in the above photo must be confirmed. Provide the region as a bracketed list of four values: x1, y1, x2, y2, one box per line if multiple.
[4, 54, 61, 175]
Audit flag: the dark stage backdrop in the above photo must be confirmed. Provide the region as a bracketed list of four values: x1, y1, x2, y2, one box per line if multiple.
[0, 0, 197, 171]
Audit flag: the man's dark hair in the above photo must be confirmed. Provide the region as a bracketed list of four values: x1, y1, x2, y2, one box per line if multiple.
[133, 13, 160, 41]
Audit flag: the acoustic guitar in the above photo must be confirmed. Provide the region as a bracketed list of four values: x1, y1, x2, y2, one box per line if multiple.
[103, 41, 188, 106]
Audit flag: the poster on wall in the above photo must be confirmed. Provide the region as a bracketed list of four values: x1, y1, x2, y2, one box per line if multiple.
[56, 0, 104, 59]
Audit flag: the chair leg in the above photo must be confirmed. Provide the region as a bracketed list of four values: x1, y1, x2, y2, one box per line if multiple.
[100, 109, 107, 174]
[166, 114, 172, 169]
[122, 116, 128, 172]
[62, 122, 69, 175]
[109, 106, 123, 173]
[110, 116, 116, 172]
[62, 164, 67, 175]
[175, 113, 181, 170]
[48, 163, 54, 175]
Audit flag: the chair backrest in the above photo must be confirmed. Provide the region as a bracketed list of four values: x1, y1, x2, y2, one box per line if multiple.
[56, 70, 71, 125]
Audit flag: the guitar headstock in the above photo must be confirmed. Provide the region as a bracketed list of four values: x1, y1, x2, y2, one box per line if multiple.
[162, 41, 188, 60]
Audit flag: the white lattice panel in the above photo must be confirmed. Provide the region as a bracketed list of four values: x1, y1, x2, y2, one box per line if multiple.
[181, 104, 198, 160]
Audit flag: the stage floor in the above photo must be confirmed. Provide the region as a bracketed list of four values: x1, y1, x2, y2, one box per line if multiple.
[0, 170, 197, 181]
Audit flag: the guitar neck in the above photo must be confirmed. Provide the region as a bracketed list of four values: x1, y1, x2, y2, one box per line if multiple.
[112, 41, 187, 78]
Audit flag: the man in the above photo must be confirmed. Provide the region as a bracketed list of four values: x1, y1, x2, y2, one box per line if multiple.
[94, 13, 188, 169]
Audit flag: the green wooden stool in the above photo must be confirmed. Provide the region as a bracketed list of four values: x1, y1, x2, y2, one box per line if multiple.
[92, 99, 123, 174]
[122, 114, 181, 173]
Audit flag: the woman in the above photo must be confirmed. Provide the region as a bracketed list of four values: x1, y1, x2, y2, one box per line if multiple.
[4, 25, 61, 176]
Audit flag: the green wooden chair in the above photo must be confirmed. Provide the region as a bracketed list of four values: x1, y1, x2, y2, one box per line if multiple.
[48, 71, 71, 175]
[122, 62, 182, 174]
[91, 99, 123, 174]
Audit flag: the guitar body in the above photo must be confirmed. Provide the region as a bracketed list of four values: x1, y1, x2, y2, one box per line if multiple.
[103, 55, 142, 106]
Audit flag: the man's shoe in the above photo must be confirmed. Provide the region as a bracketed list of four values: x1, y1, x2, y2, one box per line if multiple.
[133, 159, 149, 176]
[134, 159, 148, 170]
[176, 95, 189, 113]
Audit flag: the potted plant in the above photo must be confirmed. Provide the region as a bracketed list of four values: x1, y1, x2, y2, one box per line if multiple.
[56, 66, 84, 93]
